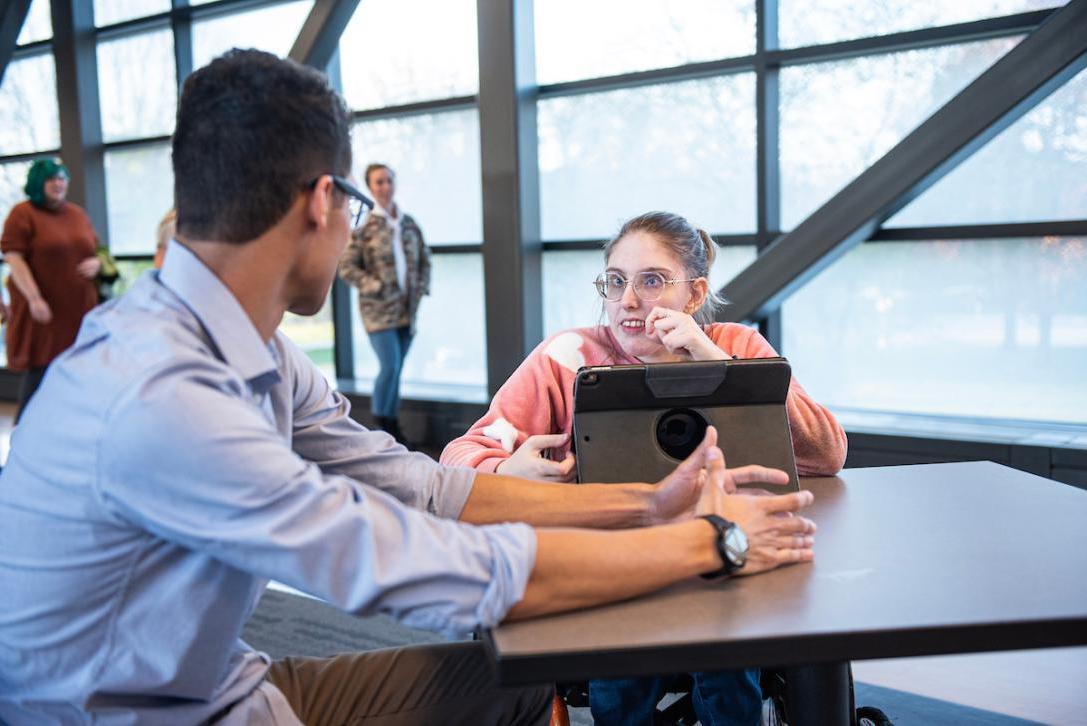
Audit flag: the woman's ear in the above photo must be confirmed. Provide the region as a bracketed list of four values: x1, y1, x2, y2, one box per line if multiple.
[685, 277, 709, 314]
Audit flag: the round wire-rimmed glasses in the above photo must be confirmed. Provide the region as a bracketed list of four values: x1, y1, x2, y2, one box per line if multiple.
[593, 271, 698, 302]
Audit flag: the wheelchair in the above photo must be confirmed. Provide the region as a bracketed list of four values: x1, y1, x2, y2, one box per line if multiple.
[549, 665, 893, 726]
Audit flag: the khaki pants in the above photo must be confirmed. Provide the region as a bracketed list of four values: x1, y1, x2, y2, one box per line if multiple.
[266, 641, 553, 726]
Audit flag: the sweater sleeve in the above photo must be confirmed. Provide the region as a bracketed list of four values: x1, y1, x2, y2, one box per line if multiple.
[1, 203, 33, 256]
[441, 335, 577, 472]
[717, 325, 848, 476]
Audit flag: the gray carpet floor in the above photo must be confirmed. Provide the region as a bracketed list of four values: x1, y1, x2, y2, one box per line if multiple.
[243, 589, 1044, 726]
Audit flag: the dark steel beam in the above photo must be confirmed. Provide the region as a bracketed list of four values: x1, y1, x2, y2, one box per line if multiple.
[324, 46, 355, 382]
[287, 0, 360, 380]
[478, 0, 542, 396]
[10, 39, 50, 58]
[289, 0, 360, 70]
[754, 0, 782, 349]
[171, 0, 193, 85]
[0, 0, 32, 86]
[429, 244, 483, 255]
[767, 9, 1054, 67]
[872, 220, 1087, 242]
[542, 235, 758, 253]
[535, 10, 1054, 104]
[102, 134, 173, 151]
[0, 148, 63, 165]
[94, 13, 171, 40]
[754, 0, 780, 250]
[538, 55, 756, 98]
[52, 0, 109, 244]
[720, 0, 1087, 324]
[352, 95, 477, 121]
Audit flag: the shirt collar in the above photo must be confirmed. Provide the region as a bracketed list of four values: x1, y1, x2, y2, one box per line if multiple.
[372, 202, 399, 221]
[158, 240, 279, 387]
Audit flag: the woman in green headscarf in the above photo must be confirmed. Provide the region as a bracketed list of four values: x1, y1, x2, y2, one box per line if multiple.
[1, 158, 103, 421]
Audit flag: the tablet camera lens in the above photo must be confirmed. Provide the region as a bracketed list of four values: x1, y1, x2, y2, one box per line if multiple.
[655, 408, 708, 461]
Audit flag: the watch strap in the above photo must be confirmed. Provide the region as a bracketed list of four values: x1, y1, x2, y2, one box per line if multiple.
[699, 514, 741, 579]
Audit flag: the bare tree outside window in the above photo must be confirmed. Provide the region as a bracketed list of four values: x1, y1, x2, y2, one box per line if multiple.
[0, 54, 61, 156]
[778, 0, 1062, 48]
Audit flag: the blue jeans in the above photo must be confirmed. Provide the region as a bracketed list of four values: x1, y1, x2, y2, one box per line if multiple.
[368, 326, 413, 418]
[589, 668, 761, 726]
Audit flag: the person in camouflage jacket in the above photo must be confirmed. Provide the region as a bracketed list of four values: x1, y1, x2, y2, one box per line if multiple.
[338, 164, 430, 443]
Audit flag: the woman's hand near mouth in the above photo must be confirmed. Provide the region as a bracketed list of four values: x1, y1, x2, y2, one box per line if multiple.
[644, 307, 732, 361]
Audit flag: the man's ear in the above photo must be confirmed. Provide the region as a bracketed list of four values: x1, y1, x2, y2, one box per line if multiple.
[686, 278, 709, 314]
[305, 175, 334, 229]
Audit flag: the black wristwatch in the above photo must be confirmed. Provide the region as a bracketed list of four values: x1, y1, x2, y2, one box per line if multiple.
[699, 514, 749, 579]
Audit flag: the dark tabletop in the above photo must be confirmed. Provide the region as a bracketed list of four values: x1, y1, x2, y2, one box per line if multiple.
[485, 461, 1087, 685]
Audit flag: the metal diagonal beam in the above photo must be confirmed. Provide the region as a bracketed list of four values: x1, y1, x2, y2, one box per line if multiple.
[289, 0, 360, 70]
[720, 0, 1087, 324]
[0, 0, 32, 86]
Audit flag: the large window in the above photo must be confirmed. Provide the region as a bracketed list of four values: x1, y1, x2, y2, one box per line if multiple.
[104, 144, 173, 256]
[0, 54, 60, 156]
[886, 66, 1087, 226]
[779, 37, 1021, 229]
[6, 0, 1083, 439]
[192, 1, 313, 69]
[782, 237, 1087, 424]
[281, 302, 336, 384]
[16, 0, 52, 45]
[339, 0, 485, 400]
[778, 0, 1059, 48]
[538, 74, 757, 240]
[351, 111, 482, 245]
[351, 254, 487, 402]
[534, 0, 755, 85]
[93, 0, 171, 27]
[0, 162, 34, 220]
[339, 0, 477, 110]
[97, 28, 177, 142]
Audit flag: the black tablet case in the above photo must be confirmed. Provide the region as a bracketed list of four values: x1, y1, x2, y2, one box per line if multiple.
[572, 358, 800, 491]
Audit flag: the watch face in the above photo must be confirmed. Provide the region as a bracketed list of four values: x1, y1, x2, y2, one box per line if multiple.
[724, 526, 748, 566]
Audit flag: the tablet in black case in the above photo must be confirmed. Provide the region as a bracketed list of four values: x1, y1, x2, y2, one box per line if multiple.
[572, 358, 800, 491]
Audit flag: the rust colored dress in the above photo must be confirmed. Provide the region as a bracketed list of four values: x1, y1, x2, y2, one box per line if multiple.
[1, 200, 99, 371]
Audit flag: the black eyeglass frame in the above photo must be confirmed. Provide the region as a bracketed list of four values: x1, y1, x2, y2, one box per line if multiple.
[307, 174, 374, 228]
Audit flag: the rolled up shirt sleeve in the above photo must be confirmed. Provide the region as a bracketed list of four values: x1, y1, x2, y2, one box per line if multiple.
[95, 358, 536, 636]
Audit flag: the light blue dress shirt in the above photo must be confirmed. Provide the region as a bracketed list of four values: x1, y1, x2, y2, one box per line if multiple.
[0, 242, 536, 725]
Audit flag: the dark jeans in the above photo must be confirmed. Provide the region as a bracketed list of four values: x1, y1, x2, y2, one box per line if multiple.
[589, 668, 761, 726]
[368, 325, 413, 418]
[13, 366, 47, 425]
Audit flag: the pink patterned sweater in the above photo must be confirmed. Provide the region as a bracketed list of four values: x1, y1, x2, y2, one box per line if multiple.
[440, 323, 848, 476]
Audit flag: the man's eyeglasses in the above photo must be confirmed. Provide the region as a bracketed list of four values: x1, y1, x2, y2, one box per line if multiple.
[307, 174, 374, 228]
[593, 271, 698, 302]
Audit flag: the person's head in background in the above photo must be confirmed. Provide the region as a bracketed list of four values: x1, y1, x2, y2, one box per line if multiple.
[25, 158, 70, 210]
[172, 49, 353, 314]
[154, 209, 176, 269]
[364, 163, 395, 212]
[597, 211, 725, 363]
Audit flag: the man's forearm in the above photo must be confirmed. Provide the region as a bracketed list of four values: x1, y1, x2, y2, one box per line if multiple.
[506, 519, 720, 620]
[459, 472, 657, 529]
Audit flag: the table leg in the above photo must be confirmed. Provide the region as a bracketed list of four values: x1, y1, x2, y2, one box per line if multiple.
[784, 662, 852, 726]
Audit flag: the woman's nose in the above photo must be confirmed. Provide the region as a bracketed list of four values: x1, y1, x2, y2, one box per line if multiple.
[620, 282, 640, 307]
